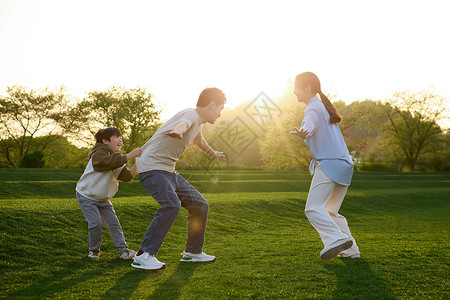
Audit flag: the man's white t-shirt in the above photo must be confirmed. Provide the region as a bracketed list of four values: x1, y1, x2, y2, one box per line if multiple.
[137, 108, 203, 173]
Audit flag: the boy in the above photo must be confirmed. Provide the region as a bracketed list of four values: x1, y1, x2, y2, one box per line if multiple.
[76, 127, 141, 259]
[131, 87, 226, 270]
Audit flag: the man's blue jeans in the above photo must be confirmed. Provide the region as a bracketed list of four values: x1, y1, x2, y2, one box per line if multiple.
[139, 170, 209, 255]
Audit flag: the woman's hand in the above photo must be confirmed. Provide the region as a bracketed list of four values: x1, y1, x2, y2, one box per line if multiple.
[290, 127, 310, 140]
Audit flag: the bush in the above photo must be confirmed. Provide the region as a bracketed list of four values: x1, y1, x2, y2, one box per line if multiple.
[19, 150, 45, 168]
[357, 162, 389, 171]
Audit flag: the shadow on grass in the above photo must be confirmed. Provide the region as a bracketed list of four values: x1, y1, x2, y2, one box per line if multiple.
[325, 258, 395, 299]
[6, 258, 94, 298]
[100, 268, 153, 300]
[147, 262, 199, 299]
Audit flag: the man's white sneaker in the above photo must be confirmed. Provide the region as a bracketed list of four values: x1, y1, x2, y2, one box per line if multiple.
[119, 249, 136, 260]
[180, 251, 216, 262]
[131, 252, 166, 270]
[320, 238, 353, 261]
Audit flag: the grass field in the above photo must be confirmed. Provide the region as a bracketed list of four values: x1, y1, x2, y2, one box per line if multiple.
[1, 168, 449, 299]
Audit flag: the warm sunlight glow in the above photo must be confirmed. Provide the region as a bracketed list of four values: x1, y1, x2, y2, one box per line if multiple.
[1, 0, 449, 122]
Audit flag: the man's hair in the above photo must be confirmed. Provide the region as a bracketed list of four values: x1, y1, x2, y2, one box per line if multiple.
[94, 127, 122, 143]
[196, 87, 227, 107]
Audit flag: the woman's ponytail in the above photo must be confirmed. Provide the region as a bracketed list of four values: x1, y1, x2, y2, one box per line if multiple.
[296, 72, 343, 124]
[318, 90, 342, 124]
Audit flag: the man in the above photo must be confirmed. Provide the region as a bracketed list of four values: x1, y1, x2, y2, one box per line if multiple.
[132, 87, 226, 270]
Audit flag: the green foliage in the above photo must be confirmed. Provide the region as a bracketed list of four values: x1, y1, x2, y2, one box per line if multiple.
[19, 150, 45, 168]
[1, 84, 448, 172]
[80, 86, 162, 153]
[0, 169, 449, 299]
[41, 136, 89, 169]
[0, 86, 84, 167]
[259, 102, 311, 170]
[380, 91, 447, 170]
[0, 135, 88, 169]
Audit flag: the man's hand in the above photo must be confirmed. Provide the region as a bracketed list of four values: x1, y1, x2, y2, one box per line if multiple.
[165, 121, 189, 139]
[289, 127, 310, 140]
[165, 131, 183, 139]
[211, 151, 225, 158]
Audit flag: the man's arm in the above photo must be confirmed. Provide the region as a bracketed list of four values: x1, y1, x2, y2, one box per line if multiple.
[165, 121, 190, 139]
[196, 137, 225, 158]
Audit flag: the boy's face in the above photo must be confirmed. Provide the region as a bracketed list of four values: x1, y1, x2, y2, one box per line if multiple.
[102, 135, 123, 153]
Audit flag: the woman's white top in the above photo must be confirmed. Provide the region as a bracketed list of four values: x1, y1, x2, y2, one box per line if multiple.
[300, 96, 353, 186]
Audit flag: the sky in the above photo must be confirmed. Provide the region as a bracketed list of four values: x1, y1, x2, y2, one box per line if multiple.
[0, 0, 449, 123]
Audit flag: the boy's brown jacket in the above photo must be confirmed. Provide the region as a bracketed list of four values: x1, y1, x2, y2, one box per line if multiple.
[76, 143, 133, 201]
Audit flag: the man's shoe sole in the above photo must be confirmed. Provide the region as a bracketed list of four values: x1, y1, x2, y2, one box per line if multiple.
[320, 240, 353, 261]
[131, 262, 166, 270]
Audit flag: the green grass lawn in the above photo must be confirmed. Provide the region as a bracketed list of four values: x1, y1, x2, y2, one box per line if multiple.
[1, 169, 449, 299]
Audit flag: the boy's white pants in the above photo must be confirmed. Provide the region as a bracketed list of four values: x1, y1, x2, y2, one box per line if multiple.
[305, 165, 359, 256]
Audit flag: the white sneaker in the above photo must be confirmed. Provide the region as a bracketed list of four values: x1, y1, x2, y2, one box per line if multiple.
[180, 251, 216, 262]
[119, 249, 136, 260]
[320, 237, 353, 261]
[131, 252, 166, 270]
[338, 252, 361, 259]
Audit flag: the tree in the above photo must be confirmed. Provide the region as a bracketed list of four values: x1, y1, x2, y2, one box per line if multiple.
[0, 86, 83, 167]
[80, 86, 162, 152]
[259, 102, 311, 170]
[37, 135, 89, 168]
[336, 100, 393, 170]
[380, 90, 447, 170]
[19, 150, 45, 168]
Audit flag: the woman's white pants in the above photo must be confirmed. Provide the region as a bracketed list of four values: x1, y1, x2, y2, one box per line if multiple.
[305, 166, 359, 256]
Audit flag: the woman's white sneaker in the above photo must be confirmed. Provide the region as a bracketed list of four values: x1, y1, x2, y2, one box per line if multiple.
[180, 251, 216, 262]
[131, 252, 166, 270]
[320, 238, 353, 261]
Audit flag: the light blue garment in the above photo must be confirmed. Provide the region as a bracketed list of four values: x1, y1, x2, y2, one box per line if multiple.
[301, 97, 353, 186]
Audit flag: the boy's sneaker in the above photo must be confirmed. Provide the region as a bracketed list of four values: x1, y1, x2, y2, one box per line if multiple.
[88, 250, 101, 259]
[131, 252, 166, 270]
[120, 249, 136, 260]
[320, 237, 353, 261]
[180, 251, 216, 262]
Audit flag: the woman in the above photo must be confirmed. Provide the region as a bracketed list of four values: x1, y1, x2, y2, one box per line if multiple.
[290, 72, 360, 260]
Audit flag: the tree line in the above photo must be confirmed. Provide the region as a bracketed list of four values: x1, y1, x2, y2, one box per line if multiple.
[0, 85, 161, 168]
[180, 84, 449, 172]
[1, 84, 448, 171]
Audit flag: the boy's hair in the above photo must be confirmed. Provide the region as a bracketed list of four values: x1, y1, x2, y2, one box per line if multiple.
[196, 87, 227, 107]
[94, 127, 122, 143]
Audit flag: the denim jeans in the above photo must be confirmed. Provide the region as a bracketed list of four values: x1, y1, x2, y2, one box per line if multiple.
[139, 170, 209, 255]
[76, 192, 129, 254]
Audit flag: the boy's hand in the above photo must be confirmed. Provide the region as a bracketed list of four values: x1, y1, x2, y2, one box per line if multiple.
[165, 131, 183, 139]
[126, 148, 142, 161]
[289, 127, 310, 140]
[212, 151, 225, 158]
